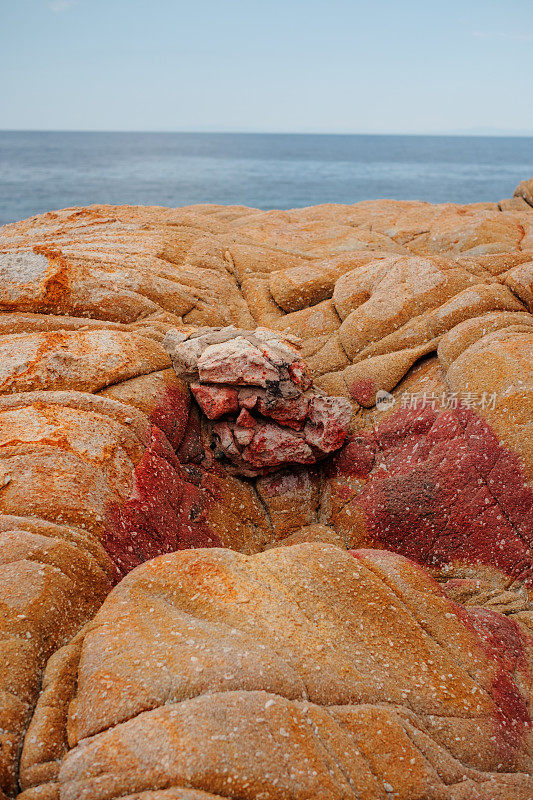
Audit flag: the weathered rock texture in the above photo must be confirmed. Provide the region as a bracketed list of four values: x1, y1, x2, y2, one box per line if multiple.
[0, 186, 532, 797]
[18, 545, 533, 799]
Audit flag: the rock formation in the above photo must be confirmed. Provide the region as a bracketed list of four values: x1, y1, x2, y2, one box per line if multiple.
[0, 186, 532, 798]
[19, 545, 533, 799]
[164, 326, 352, 475]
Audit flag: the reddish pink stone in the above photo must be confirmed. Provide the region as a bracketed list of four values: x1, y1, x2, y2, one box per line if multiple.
[236, 408, 257, 428]
[198, 338, 279, 386]
[288, 360, 312, 390]
[243, 423, 314, 468]
[304, 396, 352, 453]
[257, 393, 309, 430]
[238, 388, 260, 409]
[191, 383, 239, 419]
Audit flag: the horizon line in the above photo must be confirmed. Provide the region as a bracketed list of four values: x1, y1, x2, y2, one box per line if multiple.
[2, 128, 533, 138]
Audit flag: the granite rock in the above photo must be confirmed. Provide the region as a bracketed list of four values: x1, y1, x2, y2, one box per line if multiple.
[0, 185, 532, 797]
[18, 544, 533, 800]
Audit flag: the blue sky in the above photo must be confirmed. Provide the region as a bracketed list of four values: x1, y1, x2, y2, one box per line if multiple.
[1, 0, 532, 133]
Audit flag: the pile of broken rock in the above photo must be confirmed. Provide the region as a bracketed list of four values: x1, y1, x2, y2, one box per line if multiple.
[164, 326, 353, 474]
[0, 181, 532, 799]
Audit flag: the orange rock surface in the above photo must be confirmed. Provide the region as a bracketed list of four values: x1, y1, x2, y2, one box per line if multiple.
[0, 187, 532, 798]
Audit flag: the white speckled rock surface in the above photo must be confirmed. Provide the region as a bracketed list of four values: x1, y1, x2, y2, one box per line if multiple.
[0, 188, 532, 798]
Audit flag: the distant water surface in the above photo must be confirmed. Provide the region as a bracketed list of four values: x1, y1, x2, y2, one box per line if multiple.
[1, 131, 532, 226]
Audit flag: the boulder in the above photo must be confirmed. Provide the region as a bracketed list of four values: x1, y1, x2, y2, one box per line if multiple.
[18, 544, 533, 800]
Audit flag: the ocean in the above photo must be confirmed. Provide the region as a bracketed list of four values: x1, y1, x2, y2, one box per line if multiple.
[1, 131, 532, 226]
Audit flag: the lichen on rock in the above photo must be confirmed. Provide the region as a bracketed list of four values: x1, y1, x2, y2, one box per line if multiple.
[0, 185, 532, 799]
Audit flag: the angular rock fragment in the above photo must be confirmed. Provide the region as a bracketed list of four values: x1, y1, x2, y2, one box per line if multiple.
[242, 422, 315, 467]
[165, 326, 352, 475]
[198, 337, 280, 386]
[190, 383, 239, 419]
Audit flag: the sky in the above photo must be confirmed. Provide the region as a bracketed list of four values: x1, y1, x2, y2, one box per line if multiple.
[1, 0, 532, 134]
